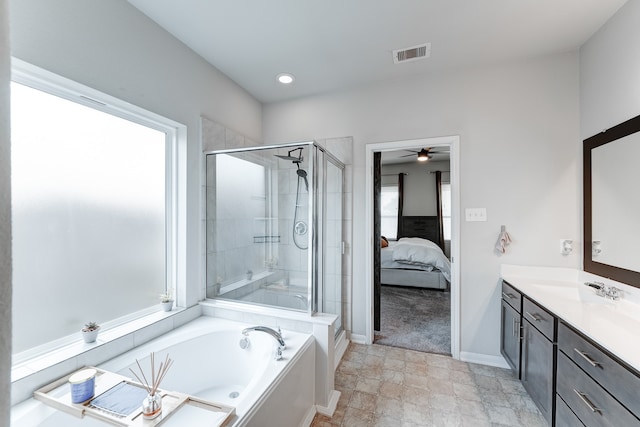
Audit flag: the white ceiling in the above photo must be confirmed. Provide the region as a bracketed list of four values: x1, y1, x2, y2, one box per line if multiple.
[128, 0, 626, 104]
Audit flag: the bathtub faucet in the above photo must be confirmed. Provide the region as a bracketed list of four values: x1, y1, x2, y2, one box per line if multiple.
[242, 326, 286, 360]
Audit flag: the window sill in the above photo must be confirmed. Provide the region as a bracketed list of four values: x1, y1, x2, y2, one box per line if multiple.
[10, 305, 201, 406]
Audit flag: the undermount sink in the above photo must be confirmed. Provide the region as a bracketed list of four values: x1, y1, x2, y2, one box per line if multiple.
[526, 283, 613, 305]
[526, 282, 640, 322]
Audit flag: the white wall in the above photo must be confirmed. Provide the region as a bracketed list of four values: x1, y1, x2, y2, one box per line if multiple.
[263, 52, 581, 358]
[580, 0, 640, 138]
[1, 0, 11, 422]
[10, 0, 263, 307]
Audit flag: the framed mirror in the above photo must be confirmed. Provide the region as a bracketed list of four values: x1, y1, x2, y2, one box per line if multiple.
[584, 114, 640, 288]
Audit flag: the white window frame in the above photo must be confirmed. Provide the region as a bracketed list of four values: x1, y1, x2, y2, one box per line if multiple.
[441, 182, 452, 240]
[10, 58, 187, 365]
[381, 184, 399, 240]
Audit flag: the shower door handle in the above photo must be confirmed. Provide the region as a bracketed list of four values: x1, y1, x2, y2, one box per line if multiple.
[341, 241, 346, 255]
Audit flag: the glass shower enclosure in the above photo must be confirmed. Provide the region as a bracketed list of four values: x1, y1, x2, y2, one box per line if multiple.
[205, 142, 344, 333]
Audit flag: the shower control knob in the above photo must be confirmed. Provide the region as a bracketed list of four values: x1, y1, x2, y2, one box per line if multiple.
[294, 221, 308, 235]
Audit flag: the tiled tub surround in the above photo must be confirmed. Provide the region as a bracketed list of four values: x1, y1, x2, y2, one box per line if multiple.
[500, 264, 640, 426]
[12, 317, 316, 427]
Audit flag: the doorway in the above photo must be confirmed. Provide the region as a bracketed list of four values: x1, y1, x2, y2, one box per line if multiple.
[364, 136, 460, 359]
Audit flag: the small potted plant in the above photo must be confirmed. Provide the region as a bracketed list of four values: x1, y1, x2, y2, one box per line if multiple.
[160, 292, 174, 312]
[82, 321, 100, 343]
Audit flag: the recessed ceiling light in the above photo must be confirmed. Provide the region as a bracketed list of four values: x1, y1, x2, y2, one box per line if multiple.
[277, 73, 295, 84]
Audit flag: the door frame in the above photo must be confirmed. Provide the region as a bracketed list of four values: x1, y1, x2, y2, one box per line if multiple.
[364, 136, 461, 359]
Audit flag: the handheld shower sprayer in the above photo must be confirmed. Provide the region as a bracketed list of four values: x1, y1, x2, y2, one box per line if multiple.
[296, 166, 309, 192]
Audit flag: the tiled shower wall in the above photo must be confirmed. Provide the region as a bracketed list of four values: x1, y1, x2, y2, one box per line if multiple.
[201, 116, 353, 331]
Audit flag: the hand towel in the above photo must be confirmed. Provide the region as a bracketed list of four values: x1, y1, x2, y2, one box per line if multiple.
[495, 230, 512, 254]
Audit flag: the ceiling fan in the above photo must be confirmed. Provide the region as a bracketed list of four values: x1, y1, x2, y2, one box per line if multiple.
[400, 147, 449, 162]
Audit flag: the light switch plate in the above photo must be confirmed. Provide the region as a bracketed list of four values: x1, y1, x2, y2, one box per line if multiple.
[465, 208, 487, 222]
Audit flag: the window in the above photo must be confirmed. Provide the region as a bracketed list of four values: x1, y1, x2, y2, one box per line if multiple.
[441, 183, 452, 240]
[11, 62, 181, 358]
[381, 184, 399, 240]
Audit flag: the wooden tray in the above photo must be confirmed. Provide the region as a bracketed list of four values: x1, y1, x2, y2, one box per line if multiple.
[34, 367, 235, 426]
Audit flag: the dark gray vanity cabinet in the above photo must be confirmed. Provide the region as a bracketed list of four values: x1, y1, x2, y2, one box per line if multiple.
[500, 281, 522, 377]
[521, 297, 556, 426]
[556, 322, 640, 427]
[501, 281, 556, 424]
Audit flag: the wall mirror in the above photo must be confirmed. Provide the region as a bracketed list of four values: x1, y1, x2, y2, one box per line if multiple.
[584, 114, 640, 288]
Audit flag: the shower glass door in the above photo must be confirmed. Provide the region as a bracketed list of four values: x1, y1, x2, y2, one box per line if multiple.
[315, 147, 344, 335]
[205, 143, 312, 312]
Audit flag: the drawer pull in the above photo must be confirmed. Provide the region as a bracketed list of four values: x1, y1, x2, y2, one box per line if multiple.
[525, 311, 542, 322]
[574, 348, 601, 367]
[573, 389, 602, 414]
[511, 318, 521, 337]
[502, 292, 516, 300]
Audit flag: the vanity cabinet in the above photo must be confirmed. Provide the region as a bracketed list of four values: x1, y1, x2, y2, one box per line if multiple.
[500, 278, 640, 427]
[500, 281, 522, 377]
[521, 297, 556, 426]
[556, 322, 640, 427]
[501, 282, 556, 425]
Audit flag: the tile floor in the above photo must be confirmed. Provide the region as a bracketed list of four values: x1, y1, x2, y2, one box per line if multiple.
[311, 343, 547, 427]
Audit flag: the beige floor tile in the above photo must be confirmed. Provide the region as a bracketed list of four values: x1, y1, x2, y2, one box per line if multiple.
[402, 384, 431, 406]
[312, 344, 544, 427]
[355, 377, 381, 394]
[349, 390, 378, 412]
[374, 396, 404, 419]
[342, 406, 373, 427]
[379, 380, 404, 399]
[380, 368, 405, 384]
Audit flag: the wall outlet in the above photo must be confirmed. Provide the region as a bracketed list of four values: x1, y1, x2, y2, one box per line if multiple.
[465, 208, 487, 222]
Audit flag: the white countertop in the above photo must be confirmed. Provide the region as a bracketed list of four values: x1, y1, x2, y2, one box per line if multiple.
[501, 265, 640, 373]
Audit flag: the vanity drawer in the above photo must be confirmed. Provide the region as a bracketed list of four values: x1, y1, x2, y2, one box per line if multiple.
[556, 351, 640, 427]
[501, 280, 522, 312]
[558, 322, 640, 417]
[555, 395, 586, 427]
[523, 297, 555, 340]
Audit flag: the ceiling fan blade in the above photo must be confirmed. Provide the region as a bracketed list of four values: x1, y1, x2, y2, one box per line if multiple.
[399, 153, 416, 157]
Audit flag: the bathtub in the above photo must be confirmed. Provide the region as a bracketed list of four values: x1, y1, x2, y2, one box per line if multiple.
[11, 317, 316, 427]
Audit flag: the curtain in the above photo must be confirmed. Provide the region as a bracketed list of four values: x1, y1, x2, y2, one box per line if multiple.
[396, 172, 404, 239]
[435, 171, 445, 251]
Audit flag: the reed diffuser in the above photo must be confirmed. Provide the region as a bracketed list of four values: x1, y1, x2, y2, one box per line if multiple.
[129, 352, 174, 419]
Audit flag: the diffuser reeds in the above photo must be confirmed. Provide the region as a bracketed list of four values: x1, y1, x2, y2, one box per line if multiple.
[129, 352, 174, 396]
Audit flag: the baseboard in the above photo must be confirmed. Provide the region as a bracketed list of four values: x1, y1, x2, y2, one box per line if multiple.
[334, 330, 349, 368]
[459, 351, 510, 369]
[349, 333, 367, 344]
[315, 390, 341, 417]
[299, 406, 317, 427]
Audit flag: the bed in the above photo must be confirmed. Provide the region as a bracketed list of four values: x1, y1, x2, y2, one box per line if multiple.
[380, 216, 451, 290]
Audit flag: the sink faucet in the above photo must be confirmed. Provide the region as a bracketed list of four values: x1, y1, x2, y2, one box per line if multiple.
[242, 326, 286, 360]
[584, 281, 606, 297]
[583, 281, 623, 300]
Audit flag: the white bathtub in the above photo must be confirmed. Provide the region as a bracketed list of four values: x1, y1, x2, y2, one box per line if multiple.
[11, 317, 316, 427]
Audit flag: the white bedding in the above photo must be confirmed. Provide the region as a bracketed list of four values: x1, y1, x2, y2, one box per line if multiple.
[387, 237, 451, 282]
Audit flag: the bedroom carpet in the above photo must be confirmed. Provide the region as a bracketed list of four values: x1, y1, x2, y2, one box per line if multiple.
[374, 285, 451, 355]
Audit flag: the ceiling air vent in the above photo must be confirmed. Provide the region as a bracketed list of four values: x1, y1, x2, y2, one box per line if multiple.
[393, 43, 431, 64]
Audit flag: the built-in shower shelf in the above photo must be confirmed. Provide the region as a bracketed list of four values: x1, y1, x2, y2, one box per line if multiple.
[34, 367, 235, 426]
[253, 235, 280, 243]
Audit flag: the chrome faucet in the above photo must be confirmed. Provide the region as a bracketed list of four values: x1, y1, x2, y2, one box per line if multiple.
[242, 326, 286, 360]
[584, 281, 606, 297]
[583, 281, 623, 300]
[605, 286, 623, 301]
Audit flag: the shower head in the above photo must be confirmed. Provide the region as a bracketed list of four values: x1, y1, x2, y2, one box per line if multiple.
[275, 154, 303, 162]
[275, 147, 304, 163]
[297, 168, 309, 192]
